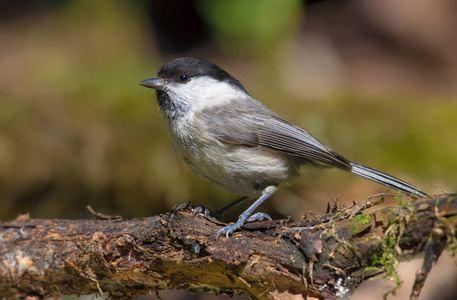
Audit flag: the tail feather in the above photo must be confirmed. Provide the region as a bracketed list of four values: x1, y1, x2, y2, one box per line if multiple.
[350, 162, 428, 198]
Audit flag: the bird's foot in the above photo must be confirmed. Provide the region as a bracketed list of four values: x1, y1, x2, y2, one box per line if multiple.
[246, 212, 272, 222]
[216, 212, 272, 239]
[216, 215, 247, 239]
[192, 205, 212, 216]
[192, 205, 223, 220]
[192, 196, 250, 221]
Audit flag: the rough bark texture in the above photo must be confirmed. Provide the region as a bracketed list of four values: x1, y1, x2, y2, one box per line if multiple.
[0, 194, 456, 300]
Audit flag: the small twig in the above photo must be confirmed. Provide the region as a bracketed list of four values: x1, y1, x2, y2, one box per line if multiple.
[410, 226, 447, 299]
[87, 206, 123, 221]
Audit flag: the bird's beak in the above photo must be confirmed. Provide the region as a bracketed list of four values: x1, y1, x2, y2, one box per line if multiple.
[138, 78, 165, 90]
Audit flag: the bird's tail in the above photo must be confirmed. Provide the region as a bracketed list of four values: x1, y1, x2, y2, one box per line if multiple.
[350, 162, 428, 198]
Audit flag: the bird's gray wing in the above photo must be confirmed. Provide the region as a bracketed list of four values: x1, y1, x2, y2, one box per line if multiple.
[203, 108, 351, 170]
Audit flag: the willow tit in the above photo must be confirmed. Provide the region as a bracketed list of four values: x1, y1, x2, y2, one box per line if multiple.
[139, 57, 428, 238]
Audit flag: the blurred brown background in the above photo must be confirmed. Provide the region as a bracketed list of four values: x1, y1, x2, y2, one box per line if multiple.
[0, 0, 456, 299]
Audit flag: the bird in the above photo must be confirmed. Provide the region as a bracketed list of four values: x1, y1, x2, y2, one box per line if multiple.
[139, 57, 428, 238]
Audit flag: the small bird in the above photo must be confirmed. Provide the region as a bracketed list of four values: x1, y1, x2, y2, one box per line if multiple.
[139, 57, 428, 238]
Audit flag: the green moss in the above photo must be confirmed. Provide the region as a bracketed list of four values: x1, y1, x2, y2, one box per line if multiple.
[447, 196, 457, 204]
[354, 214, 371, 225]
[349, 214, 372, 236]
[364, 201, 417, 298]
[446, 236, 457, 257]
[362, 235, 381, 245]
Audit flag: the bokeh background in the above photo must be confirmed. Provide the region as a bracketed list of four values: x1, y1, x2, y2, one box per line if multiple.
[0, 0, 456, 299]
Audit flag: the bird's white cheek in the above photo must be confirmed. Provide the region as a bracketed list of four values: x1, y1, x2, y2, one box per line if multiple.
[167, 77, 247, 112]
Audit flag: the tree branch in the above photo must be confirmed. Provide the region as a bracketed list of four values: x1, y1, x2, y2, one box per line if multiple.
[1, 194, 456, 299]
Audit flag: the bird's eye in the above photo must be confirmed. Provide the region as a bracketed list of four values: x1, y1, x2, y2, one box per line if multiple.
[178, 74, 190, 83]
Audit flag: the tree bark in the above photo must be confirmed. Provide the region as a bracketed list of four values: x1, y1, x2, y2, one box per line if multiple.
[0, 194, 456, 300]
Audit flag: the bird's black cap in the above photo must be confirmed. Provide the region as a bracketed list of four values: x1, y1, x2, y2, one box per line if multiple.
[158, 57, 248, 93]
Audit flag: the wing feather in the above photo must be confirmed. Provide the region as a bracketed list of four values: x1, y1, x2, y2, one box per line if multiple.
[202, 107, 351, 170]
[257, 116, 351, 169]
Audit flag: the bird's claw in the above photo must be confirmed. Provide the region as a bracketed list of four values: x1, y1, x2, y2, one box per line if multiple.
[216, 213, 247, 239]
[246, 212, 272, 222]
[216, 222, 242, 239]
[193, 205, 223, 220]
[216, 212, 272, 239]
[192, 205, 212, 216]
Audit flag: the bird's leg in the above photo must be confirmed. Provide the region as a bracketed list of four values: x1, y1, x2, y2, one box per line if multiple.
[193, 196, 249, 221]
[216, 186, 277, 239]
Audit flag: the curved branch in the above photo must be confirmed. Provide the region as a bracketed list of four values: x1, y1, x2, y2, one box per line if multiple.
[0, 194, 456, 299]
